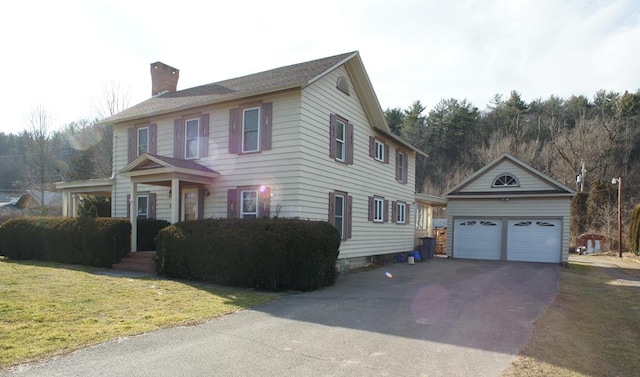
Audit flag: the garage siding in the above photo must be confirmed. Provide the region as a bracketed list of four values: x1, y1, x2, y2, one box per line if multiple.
[446, 198, 570, 263]
[462, 160, 559, 193]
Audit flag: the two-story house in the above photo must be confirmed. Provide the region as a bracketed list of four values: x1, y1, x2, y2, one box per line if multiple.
[57, 51, 442, 270]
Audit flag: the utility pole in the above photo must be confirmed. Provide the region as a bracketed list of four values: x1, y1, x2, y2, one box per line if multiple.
[612, 177, 622, 257]
[576, 159, 586, 192]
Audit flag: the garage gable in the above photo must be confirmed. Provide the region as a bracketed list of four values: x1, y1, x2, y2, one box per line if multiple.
[444, 153, 574, 199]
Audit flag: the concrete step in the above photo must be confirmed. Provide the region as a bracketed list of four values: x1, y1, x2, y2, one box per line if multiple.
[112, 252, 156, 273]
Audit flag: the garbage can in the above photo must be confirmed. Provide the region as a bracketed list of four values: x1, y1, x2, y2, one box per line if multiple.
[420, 237, 436, 260]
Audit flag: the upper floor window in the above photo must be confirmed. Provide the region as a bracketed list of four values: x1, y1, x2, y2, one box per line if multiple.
[185, 118, 200, 159]
[137, 127, 149, 156]
[369, 137, 389, 163]
[493, 173, 519, 187]
[243, 107, 260, 153]
[396, 149, 408, 184]
[174, 114, 209, 160]
[128, 124, 156, 163]
[329, 114, 353, 164]
[229, 103, 273, 155]
[335, 118, 346, 162]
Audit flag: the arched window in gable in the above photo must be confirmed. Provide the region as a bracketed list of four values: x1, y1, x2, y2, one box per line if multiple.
[493, 173, 519, 187]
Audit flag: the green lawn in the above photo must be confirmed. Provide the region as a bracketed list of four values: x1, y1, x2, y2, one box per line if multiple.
[0, 258, 276, 368]
[503, 254, 640, 376]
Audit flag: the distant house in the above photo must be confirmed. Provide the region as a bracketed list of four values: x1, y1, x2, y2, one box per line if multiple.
[57, 51, 445, 270]
[0, 190, 62, 218]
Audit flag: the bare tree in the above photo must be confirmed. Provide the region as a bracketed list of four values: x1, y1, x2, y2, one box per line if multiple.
[92, 81, 130, 120]
[24, 105, 56, 215]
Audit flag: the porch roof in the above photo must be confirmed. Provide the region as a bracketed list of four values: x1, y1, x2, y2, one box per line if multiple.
[119, 153, 220, 186]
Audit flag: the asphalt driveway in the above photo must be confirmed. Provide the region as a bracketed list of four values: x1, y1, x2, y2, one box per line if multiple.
[2, 257, 560, 377]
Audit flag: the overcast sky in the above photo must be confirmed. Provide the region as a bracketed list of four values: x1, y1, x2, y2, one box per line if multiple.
[1, 0, 639, 136]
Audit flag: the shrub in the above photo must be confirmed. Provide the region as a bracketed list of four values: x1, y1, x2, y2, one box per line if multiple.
[156, 218, 341, 291]
[0, 217, 131, 267]
[627, 204, 640, 255]
[137, 218, 170, 251]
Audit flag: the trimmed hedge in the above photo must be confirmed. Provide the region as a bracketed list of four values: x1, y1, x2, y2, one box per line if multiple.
[0, 217, 131, 267]
[156, 218, 341, 291]
[137, 218, 170, 251]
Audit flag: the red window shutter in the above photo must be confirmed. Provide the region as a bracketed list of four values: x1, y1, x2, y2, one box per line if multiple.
[392, 201, 397, 224]
[261, 102, 273, 151]
[227, 188, 238, 218]
[261, 186, 272, 218]
[126, 194, 131, 218]
[383, 199, 389, 223]
[368, 196, 374, 221]
[346, 122, 354, 165]
[406, 203, 411, 225]
[149, 124, 157, 155]
[174, 119, 184, 158]
[346, 195, 353, 239]
[329, 114, 337, 158]
[127, 127, 136, 163]
[229, 108, 240, 154]
[384, 143, 389, 164]
[200, 114, 210, 157]
[368, 136, 375, 158]
[328, 192, 336, 224]
[148, 193, 156, 219]
[395, 149, 401, 181]
[403, 153, 409, 184]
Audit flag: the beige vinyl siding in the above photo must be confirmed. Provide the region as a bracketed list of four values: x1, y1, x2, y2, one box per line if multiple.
[446, 197, 571, 262]
[462, 160, 558, 192]
[300, 66, 416, 259]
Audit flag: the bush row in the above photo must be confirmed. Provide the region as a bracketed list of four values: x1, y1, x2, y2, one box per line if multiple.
[0, 217, 131, 267]
[156, 218, 341, 291]
[137, 218, 170, 251]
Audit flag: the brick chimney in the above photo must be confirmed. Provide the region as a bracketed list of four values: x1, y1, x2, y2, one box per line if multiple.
[150, 62, 179, 96]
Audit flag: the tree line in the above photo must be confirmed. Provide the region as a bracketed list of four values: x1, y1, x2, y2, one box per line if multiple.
[385, 89, 640, 247]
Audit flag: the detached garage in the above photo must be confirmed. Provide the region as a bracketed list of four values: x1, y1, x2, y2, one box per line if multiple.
[444, 153, 575, 264]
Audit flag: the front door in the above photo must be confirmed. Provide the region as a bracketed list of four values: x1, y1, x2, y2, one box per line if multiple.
[182, 188, 199, 221]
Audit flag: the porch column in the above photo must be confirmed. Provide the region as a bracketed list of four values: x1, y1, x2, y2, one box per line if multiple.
[62, 191, 69, 217]
[170, 179, 180, 223]
[71, 194, 79, 218]
[130, 182, 138, 252]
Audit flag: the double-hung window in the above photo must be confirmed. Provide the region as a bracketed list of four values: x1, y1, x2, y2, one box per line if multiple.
[374, 140, 384, 162]
[396, 149, 408, 184]
[185, 118, 200, 159]
[335, 118, 346, 162]
[396, 202, 406, 224]
[242, 107, 260, 153]
[240, 190, 258, 218]
[334, 193, 345, 238]
[374, 197, 384, 222]
[329, 191, 352, 240]
[137, 127, 149, 156]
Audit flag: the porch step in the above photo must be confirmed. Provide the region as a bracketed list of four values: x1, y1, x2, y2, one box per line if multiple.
[112, 251, 156, 273]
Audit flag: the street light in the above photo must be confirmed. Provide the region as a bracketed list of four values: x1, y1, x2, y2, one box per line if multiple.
[612, 177, 622, 258]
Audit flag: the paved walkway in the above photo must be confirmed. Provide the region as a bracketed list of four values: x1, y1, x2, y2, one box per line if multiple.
[1, 258, 560, 377]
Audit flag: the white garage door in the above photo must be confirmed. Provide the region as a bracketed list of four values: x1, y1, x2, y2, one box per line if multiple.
[506, 219, 561, 263]
[453, 219, 502, 260]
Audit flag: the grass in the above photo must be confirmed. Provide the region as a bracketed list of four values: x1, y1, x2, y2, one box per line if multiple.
[503, 255, 640, 376]
[0, 258, 276, 368]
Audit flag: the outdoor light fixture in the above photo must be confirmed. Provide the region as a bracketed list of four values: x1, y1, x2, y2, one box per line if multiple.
[612, 177, 622, 258]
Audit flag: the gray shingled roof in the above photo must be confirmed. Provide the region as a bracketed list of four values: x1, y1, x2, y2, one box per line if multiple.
[102, 51, 358, 124]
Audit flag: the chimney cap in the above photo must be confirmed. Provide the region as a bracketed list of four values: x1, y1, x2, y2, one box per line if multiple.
[150, 61, 179, 74]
